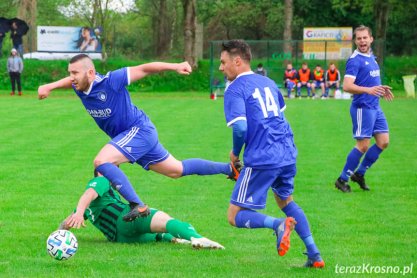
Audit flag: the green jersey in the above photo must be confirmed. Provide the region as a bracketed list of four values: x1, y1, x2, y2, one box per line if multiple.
[83, 177, 128, 241]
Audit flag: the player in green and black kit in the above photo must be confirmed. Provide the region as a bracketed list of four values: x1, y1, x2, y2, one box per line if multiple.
[60, 176, 224, 249]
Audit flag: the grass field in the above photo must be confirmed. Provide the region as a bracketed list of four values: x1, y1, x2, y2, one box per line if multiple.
[0, 91, 416, 277]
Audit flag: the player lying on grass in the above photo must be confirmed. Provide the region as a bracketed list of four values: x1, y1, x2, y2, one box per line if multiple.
[38, 54, 241, 222]
[59, 175, 224, 249]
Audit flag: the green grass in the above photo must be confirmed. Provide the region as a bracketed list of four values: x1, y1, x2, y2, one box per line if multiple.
[0, 91, 416, 277]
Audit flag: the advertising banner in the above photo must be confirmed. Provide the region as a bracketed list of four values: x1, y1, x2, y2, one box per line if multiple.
[37, 26, 102, 53]
[303, 27, 352, 60]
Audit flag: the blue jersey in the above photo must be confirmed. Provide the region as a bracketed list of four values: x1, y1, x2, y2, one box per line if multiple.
[224, 72, 297, 169]
[345, 50, 381, 109]
[73, 68, 152, 138]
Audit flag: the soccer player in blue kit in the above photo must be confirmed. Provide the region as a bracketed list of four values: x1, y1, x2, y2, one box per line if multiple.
[219, 40, 324, 268]
[38, 54, 241, 222]
[334, 26, 393, 193]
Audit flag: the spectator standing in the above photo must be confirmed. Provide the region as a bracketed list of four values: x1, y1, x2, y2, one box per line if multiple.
[7, 48, 24, 96]
[10, 22, 23, 56]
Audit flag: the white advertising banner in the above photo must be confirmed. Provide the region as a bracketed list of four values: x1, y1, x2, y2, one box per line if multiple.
[37, 26, 102, 53]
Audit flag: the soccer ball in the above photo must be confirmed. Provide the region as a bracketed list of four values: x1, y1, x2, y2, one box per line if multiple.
[46, 230, 78, 260]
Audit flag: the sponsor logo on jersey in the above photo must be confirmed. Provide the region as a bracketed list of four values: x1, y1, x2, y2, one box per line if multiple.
[115, 184, 122, 191]
[369, 70, 380, 77]
[86, 108, 112, 118]
[89, 182, 97, 187]
[365, 61, 369, 65]
[97, 91, 107, 102]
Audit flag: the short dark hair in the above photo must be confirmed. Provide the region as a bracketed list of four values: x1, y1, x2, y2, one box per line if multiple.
[354, 25, 372, 38]
[69, 53, 91, 64]
[221, 40, 252, 62]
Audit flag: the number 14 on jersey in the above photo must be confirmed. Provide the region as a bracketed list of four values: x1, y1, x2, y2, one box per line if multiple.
[252, 87, 279, 118]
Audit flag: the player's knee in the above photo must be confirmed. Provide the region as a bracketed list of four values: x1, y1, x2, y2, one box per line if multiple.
[93, 158, 105, 168]
[165, 169, 183, 179]
[357, 145, 369, 153]
[227, 213, 236, 226]
[377, 141, 389, 150]
[227, 209, 237, 226]
[167, 172, 182, 179]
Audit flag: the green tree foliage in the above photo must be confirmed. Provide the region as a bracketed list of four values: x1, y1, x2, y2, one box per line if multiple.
[386, 2, 417, 55]
[1, 0, 416, 58]
[199, 0, 284, 40]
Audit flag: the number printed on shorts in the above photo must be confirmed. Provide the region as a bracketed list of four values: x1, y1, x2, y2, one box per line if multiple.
[252, 87, 279, 118]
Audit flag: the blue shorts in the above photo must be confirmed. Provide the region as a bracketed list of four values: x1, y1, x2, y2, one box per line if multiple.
[297, 82, 310, 87]
[313, 80, 324, 87]
[350, 106, 389, 139]
[109, 125, 169, 170]
[230, 164, 296, 210]
[326, 82, 339, 88]
[285, 80, 296, 89]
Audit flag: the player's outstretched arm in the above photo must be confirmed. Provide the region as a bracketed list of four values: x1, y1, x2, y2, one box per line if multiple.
[66, 188, 98, 229]
[38, 77, 73, 100]
[129, 61, 192, 83]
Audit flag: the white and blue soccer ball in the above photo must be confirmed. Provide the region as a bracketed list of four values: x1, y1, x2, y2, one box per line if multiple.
[46, 230, 78, 260]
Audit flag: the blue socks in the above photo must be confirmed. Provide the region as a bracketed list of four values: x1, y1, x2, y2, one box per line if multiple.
[356, 144, 383, 175]
[340, 145, 383, 180]
[297, 86, 311, 96]
[96, 162, 143, 205]
[182, 159, 230, 176]
[340, 147, 364, 181]
[282, 201, 319, 257]
[234, 204, 321, 257]
[235, 210, 281, 230]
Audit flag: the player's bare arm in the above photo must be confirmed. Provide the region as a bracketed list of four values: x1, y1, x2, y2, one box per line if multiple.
[66, 188, 98, 229]
[343, 76, 387, 97]
[38, 77, 73, 100]
[129, 61, 192, 83]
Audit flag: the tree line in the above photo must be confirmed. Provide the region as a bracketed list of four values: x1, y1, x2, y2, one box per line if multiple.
[0, 0, 416, 66]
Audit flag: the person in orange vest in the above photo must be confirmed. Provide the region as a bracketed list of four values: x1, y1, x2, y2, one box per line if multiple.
[311, 65, 325, 98]
[325, 63, 341, 97]
[283, 63, 297, 98]
[296, 62, 312, 98]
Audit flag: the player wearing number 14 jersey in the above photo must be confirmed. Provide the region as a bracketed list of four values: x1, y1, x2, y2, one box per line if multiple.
[220, 40, 324, 268]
